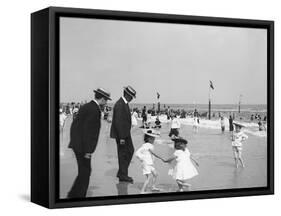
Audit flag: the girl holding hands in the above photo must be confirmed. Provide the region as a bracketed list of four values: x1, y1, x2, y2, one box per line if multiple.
[135, 129, 165, 193]
[164, 137, 199, 192]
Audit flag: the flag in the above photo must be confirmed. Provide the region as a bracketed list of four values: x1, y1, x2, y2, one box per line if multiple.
[210, 80, 214, 90]
[157, 92, 160, 99]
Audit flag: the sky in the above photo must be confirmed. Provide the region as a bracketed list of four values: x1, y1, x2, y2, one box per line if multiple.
[60, 17, 267, 105]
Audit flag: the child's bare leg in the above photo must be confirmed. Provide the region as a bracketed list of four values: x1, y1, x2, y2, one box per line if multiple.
[151, 172, 157, 188]
[239, 158, 245, 167]
[141, 174, 151, 193]
[233, 148, 239, 168]
[234, 158, 239, 168]
[179, 180, 191, 188]
[151, 171, 160, 191]
[176, 180, 184, 192]
[238, 151, 245, 167]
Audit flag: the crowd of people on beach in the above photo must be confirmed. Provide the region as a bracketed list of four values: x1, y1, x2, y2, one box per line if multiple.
[59, 86, 265, 198]
[60, 102, 267, 134]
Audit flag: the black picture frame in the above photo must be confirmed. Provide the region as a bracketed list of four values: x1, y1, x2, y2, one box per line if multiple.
[31, 6, 274, 209]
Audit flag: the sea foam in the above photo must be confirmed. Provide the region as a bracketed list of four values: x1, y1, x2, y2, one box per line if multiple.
[139, 115, 267, 138]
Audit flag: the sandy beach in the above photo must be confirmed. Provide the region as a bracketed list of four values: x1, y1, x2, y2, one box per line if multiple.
[60, 116, 267, 198]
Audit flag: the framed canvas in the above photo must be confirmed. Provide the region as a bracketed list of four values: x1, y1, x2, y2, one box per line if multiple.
[31, 6, 274, 208]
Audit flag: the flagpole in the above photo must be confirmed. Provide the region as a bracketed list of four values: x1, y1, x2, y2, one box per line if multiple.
[157, 92, 160, 114]
[208, 86, 211, 120]
[238, 94, 242, 113]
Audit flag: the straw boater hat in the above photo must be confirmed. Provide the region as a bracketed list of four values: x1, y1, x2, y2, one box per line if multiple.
[171, 137, 188, 144]
[124, 85, 136, 98]
[144, 129, 160, 138]
[233, 121, 245, 128]
[93, 88, 112, 100]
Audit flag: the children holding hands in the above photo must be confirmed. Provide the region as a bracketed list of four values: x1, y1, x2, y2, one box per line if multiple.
[136, 129, 199, 193]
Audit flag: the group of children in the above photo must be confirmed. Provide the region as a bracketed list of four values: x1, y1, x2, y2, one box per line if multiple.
[135, 120, 249, 194]
[135, 129, 199, 193]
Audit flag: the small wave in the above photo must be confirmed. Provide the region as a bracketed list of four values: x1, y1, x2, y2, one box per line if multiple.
[144, 115, 267, 138]
[244, 129, 267, 138]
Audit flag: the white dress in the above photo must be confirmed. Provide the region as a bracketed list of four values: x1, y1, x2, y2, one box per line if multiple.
[131, 111, 138, 127]
[232, 131, 248, 151]
[171, 148, 198, 180]
[193, 117, 199, 126]
[59, 113, 67, 127]
[135, 143, 155, 175]
[171, 118, 181, 129]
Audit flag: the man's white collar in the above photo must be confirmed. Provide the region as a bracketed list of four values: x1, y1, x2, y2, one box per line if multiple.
[122, 96, 128, 104]
[93, 99, 102, 112]
[93, 99, 99, 106]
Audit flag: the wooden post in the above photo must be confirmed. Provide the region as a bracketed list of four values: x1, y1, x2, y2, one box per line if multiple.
[208, 86, 211, 119]
[238, 94, 242, 113]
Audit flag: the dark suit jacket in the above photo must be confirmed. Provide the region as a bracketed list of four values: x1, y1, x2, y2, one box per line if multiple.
[110, 97, 131, 139]
[68, 101, 101, 154]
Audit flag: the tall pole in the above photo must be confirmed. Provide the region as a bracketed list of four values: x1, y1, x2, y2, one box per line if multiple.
[157, 93, 160, 114]
[238, 94, 242, 113]
[208, 86, 211, 120]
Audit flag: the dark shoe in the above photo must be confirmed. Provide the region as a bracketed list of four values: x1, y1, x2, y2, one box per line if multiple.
[127, 176, 133, 181]
[116, 173, 123, 178]
[119, 176, 134, 183]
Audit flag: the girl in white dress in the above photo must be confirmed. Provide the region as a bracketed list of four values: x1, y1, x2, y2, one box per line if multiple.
[193, 116, 199, 133]
[164, 137, 199, 192]
[231, 122, 248, 168]
[169, 113, 181, 138]
[59, 109, 67, 131]
[135, 129, 164, 193]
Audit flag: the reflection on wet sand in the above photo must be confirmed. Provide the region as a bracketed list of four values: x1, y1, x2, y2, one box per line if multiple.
[116, 182, 129, 195]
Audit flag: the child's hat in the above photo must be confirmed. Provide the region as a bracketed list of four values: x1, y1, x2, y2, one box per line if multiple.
[233, 121, 245, 128]
[171, 137, 188, 144]
[144, 129, 160, 137]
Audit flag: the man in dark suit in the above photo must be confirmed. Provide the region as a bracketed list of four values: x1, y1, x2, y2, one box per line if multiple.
[67, 88, 111, 198]
[110, 86, 136, 183]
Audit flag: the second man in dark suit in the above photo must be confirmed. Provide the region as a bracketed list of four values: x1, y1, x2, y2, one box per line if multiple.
[110, 86, 136, 183]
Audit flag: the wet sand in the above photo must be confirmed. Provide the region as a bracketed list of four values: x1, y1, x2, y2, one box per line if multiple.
[60, 117, 267, 198]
